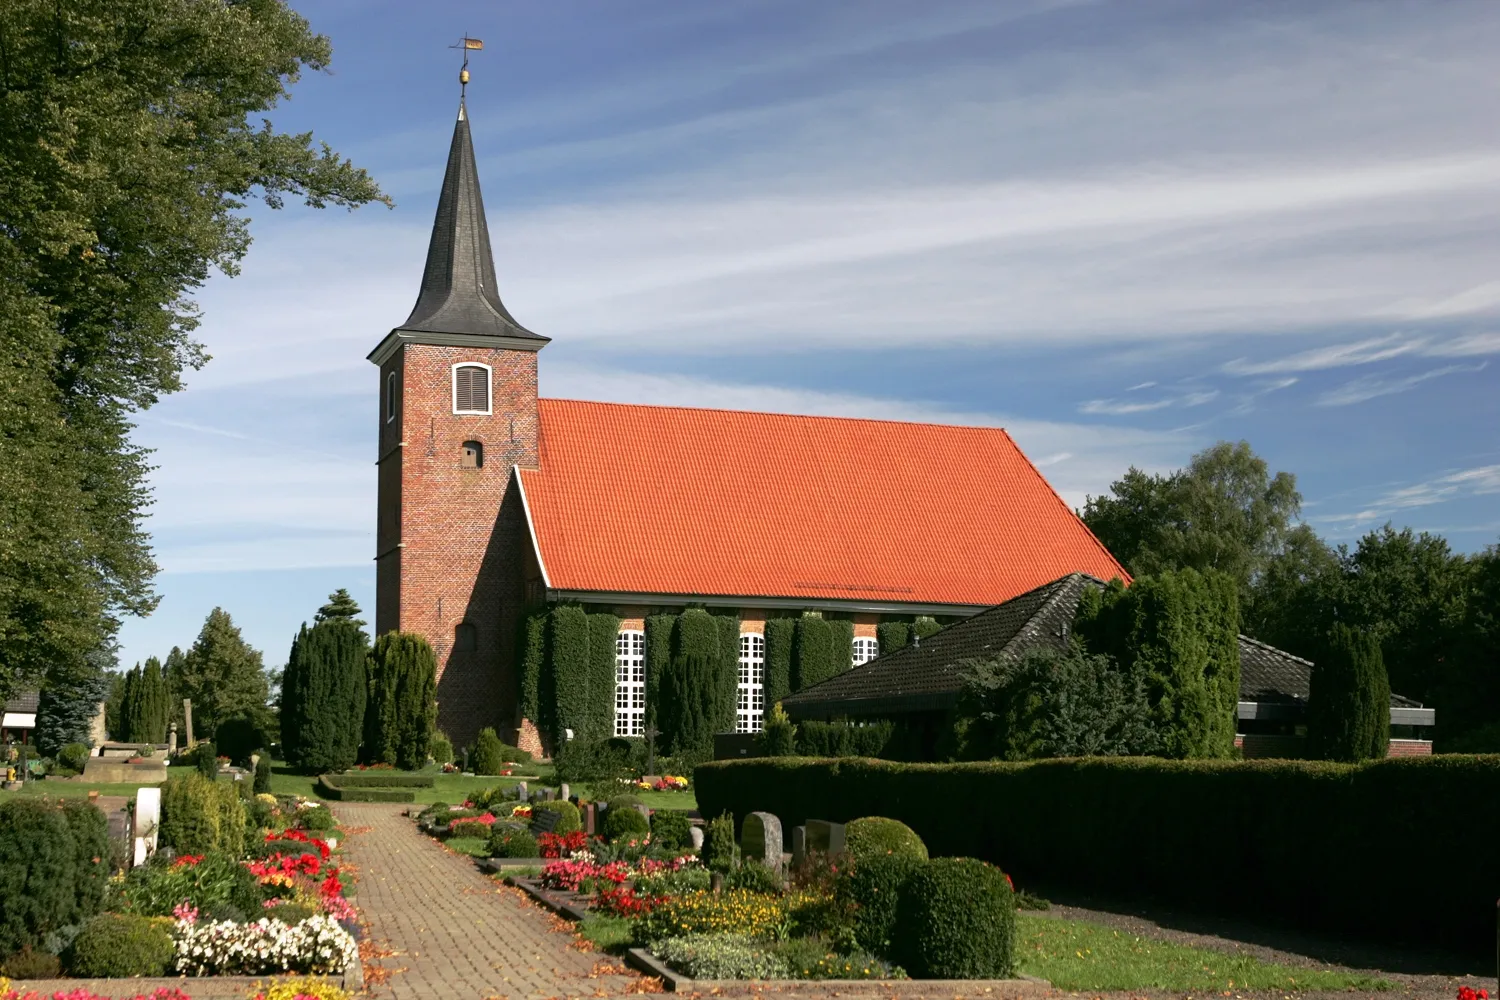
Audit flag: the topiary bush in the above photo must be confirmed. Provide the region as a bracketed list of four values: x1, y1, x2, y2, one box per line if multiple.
[602, 801, 650, 842]
[57, 743, 90, 775]
[530, 800, 581, 835]
[160, 774, 221, 855]
[430, 732, 454, 765]
[469, 727, 529, 775]
[67, 914, 175, 978]
[253, 753, 272, 795]
[0, 798, 109, 956]
[194, 740, 220, 779]
[702, 811, 738, 873]
[893, 858, 1014, 978]
[650, 810, 694, 851]
[837, 854, 922, 956]
[489, 825, 539, 858]
[845, 817, 927, 863]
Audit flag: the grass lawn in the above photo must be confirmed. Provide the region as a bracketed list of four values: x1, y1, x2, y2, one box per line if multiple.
[444, 835, 490, 858]
[267, 761, 555, 804]
[1014, 914, 1394, 993]
[577, 914, 634, 954]
[0, 779, 160, 799]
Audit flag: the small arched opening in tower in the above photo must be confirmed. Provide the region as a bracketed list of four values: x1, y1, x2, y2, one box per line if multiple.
[461, 440, 484, 469]
[454, 621, 477, 652]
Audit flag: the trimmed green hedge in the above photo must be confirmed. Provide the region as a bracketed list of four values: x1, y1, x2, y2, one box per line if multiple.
[876, 621, 909, 655]
[328, 772, 435, 787]
[518, 609, 547, 725]
[588, 612, 622, 738]
[549, 604, 591, 739]
[695, 754, 1500, 952]
[714, 613, 742, 734]
[644, 613, 675, 732]
[792, 613, 836, 691]
[763, 618, 794, 705]
[316, 775, 416, 802]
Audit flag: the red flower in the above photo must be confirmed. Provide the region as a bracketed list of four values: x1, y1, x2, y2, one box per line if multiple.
[171, 854, 204, 868]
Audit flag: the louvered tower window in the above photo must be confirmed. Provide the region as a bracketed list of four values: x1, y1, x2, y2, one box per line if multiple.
[615, 630, 645, 736]
[452, 363, 492, 414]
[737, 633, 766, 733]
[852, 636, 879, 666]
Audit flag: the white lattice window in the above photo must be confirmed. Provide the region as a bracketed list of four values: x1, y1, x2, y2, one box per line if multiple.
[737, 633, 766, 733]
[852, 636, 879, 666]
[614, 630, 645, 737]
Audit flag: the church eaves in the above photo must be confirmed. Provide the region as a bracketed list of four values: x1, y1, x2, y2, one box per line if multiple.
[370, 99, 548, 364]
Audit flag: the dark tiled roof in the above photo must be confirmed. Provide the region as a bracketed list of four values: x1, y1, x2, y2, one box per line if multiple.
[3, 690, 39, 714]
[782, 575, 1423, 717]
[781, 574, 1094, 717]
[397, 101, 549, 344]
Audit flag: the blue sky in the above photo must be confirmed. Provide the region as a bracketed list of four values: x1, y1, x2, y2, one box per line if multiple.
[116, 0, 1500, 671]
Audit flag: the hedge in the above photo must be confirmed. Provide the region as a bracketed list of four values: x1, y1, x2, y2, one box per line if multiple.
[876, 621, 909, 656]
[644, 613, 675, 732]
[0, 798, 109, 955]
[588, 612, 622, 738]
[695, 754, 1500, 952]
[763, 618, 794, 705]
[792, 613, 836, 691]
[714, 613, 742, 734]
[518, 609, 547, 725]
[327, 772, 435, 787]
[315, 775, 416, 802]
[548, 605, 591, 740]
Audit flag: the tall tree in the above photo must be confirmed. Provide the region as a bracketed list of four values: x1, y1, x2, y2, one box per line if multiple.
[364, 632, 436, 770]
[35, 641, 113, 755]
[174, 609, 269, 740]
[314, 589, 365, 627]
[1306, 624, 1390, 762]
[0, 0, 387, 701]
[1083, 442, 1302, 600]
[122, 656, 170, 744]
[282, 618, 368, 773]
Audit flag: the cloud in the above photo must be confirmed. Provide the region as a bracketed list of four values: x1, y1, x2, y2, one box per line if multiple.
[1079, 398, 1175, 416]
[1317, 463, 1500, 528]
[1315, 362, 1487, 406]
[1222, 334, 1426, 375]
[1424, 332, 1500, 357]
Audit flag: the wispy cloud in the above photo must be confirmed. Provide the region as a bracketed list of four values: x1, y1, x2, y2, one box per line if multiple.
[1078, 387, 1218, 416]
[1222, 334, 1425, 375]
[1318, 463, 1500, 528]
[1316, 362, 1487, 406]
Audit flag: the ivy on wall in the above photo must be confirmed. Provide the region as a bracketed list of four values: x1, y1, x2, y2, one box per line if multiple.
[518, 609, 547, 726]
[792, 612, 836, 692]
[644, 613, 676, 731]
[587, 611, 622, 738]
[764, 617, 794, 705]
[547, 604, 591, 740]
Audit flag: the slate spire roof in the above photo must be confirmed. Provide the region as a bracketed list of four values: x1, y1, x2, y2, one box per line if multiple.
[397, 99, 548, 344]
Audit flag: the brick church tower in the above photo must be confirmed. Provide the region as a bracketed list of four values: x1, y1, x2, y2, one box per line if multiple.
[367, 97, 548, 748]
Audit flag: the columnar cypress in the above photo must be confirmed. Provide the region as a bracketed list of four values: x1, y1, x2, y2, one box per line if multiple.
[518, 609, 547, 725]
[124, 657, 170, 744]
[587, 612, 621, 738]
[283, 619, 367, 773]
[364, 631, 437, 770]
[548, 605, 591, 741]
[793, 612, 836, 692]
[644, 613, 676, 731]
[714, 613, 742, 733]
[661, 610, 721, 754]
[877, 621, 911, 655]
[763, 618, 794, 705]
[1307, 624, 1391, 762]
[828, 618, 855, 674]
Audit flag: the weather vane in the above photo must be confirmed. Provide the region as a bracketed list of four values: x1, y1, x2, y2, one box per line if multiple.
[451, 35, 484, 98]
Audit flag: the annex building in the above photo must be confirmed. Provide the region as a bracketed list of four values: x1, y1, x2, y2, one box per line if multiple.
[370, 97, 1127, 752]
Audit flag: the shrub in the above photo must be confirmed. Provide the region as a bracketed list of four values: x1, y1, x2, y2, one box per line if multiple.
[0, 798, 108, 955]
[470, 727, 528, 775]
[264, 900, 318, 924]
[530, 799, 581, 835]
[430, 733, 454, 765]
[838, 854, 922, 956]
[893, 858, 1014, 978]
[661, 610, 722, 754]
[1307, 624, 1391, 763]
[160, 774, 240, 855]
[762, 618, 794, 705]
[216, 717, 269, 767]
[194, 741, 220, 779]
[702, 811, 737, 873]
[58, 743, 90, 775]
[1, 945, 61, 978]
[254, 754, 273, 795]
[114, 851, 261, 918]
[772, 938, 896, 980]
[281, 618, 367, 774]
[792, 613, 837, 692]
[252, 974, 351, 1000]
[649, 810, 694, 851]
[450, 820, 491, 839]
[757, 703, 797, 757]
[651, 934, 789, 980]
[68, 914, 174, 977]
[634, 867, 712, 897]
[363, 631, 437, 770]
[552, 737, 634, 787]
[634, 890, 787, 945]
[794, 720, 894, 759]
[489, 825, 539, 859]
[726, 860, 782, 893]
[602, 802, 650, 842]
[845, 817, 927, 863]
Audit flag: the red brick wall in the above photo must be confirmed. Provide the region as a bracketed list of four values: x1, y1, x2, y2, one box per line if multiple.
[1235, 734, 1434, 759]
[376, 342, 539, 748]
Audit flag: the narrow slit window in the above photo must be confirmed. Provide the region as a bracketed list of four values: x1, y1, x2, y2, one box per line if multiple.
[615, 630, 645, 736]
[453, 364, 491, 414]
[852, 636, 879, 666]
[737, 633, 766, 733]
[385, 372, 396, 423]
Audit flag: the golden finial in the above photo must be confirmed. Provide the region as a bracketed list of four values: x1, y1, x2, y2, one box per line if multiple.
[453, 36, 483, 98]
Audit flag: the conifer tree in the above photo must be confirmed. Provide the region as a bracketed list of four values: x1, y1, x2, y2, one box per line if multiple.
[1307, 624, 1391, 762]
[314, 589, 365, 627]
[174, 609, 269, 739]
[282, 617, 368, 773]
[35, 643, 112, 755]
[122, 657, 170, 744]
[363, 632, 436, 770]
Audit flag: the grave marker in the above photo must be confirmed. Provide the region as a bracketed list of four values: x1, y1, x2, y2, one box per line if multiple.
[741, 811, 784, 873]
[806, 819, 846, 857]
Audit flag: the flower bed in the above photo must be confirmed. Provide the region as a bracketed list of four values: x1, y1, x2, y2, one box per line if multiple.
[172, 915, 358, 976]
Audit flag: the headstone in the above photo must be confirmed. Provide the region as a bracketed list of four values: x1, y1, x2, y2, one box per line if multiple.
[791, 825, 807, 868]
[559, 783, 570, 802]
[741, 811, 785, 873]
[532, 809, 562, 835]
[539, 788, 554, 802]
[634, 803, 651, 823]
[168, 723, 178, 757]
[689, 826, 705, 851]
[515, 781, 528, 802]
[583, 802, 596, 836]
[182, 699, 194, 745]
[710, 871, 724, 894]
[806, 819, 846, 858]
[134, 786, 162, 867]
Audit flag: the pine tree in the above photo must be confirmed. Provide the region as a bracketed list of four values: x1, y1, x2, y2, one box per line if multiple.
[174, 609, 269, 740]
[104, 670, 127, 740]
[364, 632, 436, 770]
[282, 618, 368, 773]
[1307, 624, 1391, 762]
[163, 646, 186, 736]
[314, 589, 365, 627]
[123, 657, 170, 743]
[35, 643, 112, 755]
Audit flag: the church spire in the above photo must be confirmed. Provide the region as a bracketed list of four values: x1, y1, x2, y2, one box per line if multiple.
[397, 92, 547, 344]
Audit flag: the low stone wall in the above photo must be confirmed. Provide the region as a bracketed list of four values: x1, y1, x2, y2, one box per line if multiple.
[81, 757, 167, 783]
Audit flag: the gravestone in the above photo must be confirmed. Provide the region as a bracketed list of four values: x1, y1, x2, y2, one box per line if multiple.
[582, 802, 596, 836]
[168, 723, 177, 757]
[559, 783, 570, 801]
[805, 819, 846, 858]
[634, 803, 652, 823]
[133, 786, 161, 867]
[531, 808, 562, 835]
[515, 781, 528, 802]
[791, 825, 807, 868]
[540, 788, 555, 802]
[741, 811, 784, 874]
[689, 825, 705, 851]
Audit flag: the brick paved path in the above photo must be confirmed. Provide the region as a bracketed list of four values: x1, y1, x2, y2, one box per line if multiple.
[333, 802, 641, 1000]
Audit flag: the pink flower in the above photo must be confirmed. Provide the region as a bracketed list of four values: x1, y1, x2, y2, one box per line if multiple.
[172, 900, 199, 924]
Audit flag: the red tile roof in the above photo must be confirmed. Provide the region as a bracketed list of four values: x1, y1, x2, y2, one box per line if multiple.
[518, 399, 1127, 607]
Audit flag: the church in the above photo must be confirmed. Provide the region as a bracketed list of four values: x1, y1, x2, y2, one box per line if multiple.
[368, 96, 1127, 753]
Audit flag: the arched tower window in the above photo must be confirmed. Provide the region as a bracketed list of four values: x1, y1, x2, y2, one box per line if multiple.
[452, 363, 492, 414]
[737, 633, 766, 733]
[615, 630, 645, 736]
[385, 372, 396, 423]
[454, 621, 477, 652]
[461, 440, 484, 468]
[852, 636, 879, 666]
